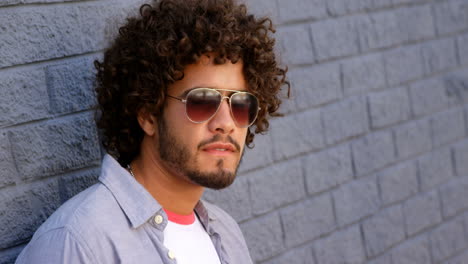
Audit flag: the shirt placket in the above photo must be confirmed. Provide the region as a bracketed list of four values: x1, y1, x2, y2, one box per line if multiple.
[195, 204, 229, 264]
[208, 227, 230, 264]
[147, 210, 178, 264]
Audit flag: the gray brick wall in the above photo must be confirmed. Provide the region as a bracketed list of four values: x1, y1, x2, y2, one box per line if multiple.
[2, 0, 468, 263]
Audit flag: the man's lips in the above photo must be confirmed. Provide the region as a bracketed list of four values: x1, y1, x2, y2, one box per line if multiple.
[201, 142, 237, 155]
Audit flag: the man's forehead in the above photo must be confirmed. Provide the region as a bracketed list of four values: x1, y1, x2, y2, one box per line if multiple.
[168, 56, 247, 94]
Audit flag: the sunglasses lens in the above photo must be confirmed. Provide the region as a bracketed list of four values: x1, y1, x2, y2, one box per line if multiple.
[231, 93, 259, 127]
[186, 89, 221, 122]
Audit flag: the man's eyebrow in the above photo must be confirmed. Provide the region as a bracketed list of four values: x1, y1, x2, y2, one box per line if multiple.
[179, 86, 220, 97]
[178, 86, 204, 97]
[178, 86, 249, 97]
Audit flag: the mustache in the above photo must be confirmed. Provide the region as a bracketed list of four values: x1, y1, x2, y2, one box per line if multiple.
[197, 134, 241, 152]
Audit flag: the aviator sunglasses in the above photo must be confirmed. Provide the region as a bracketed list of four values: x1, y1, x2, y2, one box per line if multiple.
[167, 87, 260, 128]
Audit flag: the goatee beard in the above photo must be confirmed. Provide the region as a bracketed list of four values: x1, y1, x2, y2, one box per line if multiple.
[157, 117, 242, 189]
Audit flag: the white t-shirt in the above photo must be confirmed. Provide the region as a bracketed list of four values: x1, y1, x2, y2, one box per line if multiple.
[163, 209, 221, 264]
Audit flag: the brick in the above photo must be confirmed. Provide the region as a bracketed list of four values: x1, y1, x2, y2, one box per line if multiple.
[362, 204, 405, 257]
[277, 25, 315, 65]
[378, 161, 418, 205]
[0, 2, 119, 68]
[333, 176, 380, 226]
[368, 87, 410, 129]
[238, 132, 274, 173]
[0, 246, 24, 264]
[270, 110, 325, 161]
[341, 53, 386, 96]
[326, 0, 374, 16]
[311, 17, 359, 61]
[314, 225, 366, 264]
[204, 176, 252, 222]
[240, 212, 283, 262]
[45, 57, 97, 114]
[304, 144, 353, 195]
[2, 0, 76, 4]
[440, 176, 468, 218]
[77, 3, 117, 53]
[431, 107, 465, 147]
[272, 77, 296, 114]
[465, 106, 468, 133]
[430, 218, 467, 262]
[465, 213, 468, 240]
[367, 254, 392, 264]
[0, 0, 19, 7]
[384, 44, 424, 86]
[433, 0, 468, 35]
[0, 132, 17, 189]
[444, 250, 468, 264]
[277, 92, 296, 115]
[323, 96, 368, 145]
[396, 5, 435, 42]
[58, 167, 100, 204]
[418, 147, 454, 191]
[248, 159, 305, 215]
[0, 191, 32, 248]
[457, 33, 468, 65]
[394, 118, 432, 159]
[0, 6, 83, 68]
[262, 244, 315, 264]
[409, 77, 450, 117]
[288, 63, 341, 111]
[357, 11, 404, 50]
[0, 180, 61, 249]
[392, 0, 426, 4]
[372, 0, 393, 8]
[391, 235, 431, 264]
[277, 0, 327, 23]
[445, 69, 468, 105]
[245, 0, 280, 22]
[327, 0, 392, 15]
[422, 38, 458, 75]
[403, 190, 442, 236]
[453, 139, 468, 176]
[352, 131, 395, 176]
[281, 195, 336, 247]
[9, 113, 101, 180]
[0, 69, 49, 127]
[118, 0, 149, 18]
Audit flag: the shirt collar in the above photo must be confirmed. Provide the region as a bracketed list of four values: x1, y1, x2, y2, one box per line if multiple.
[98, 154, 216, 229]
[194, 199, 217, 231]
[99, 154, 161, 228]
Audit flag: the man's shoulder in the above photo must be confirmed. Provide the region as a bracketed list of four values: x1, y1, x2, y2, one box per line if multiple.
[33, 182, 124, 240]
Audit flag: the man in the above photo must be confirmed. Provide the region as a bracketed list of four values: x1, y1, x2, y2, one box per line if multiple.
[16, 0, 288, 263]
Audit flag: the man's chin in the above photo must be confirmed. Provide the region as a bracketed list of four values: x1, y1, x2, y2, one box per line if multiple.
[186, 169, 237, 190]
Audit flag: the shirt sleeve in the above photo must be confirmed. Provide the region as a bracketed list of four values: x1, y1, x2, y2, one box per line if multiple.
[15, 227, 96, 264]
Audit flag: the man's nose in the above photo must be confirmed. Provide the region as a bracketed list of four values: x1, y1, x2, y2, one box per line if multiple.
[207, 98, 236, 134]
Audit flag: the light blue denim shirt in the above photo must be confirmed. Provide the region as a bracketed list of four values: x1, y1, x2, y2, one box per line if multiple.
[15, 154, 253, 264]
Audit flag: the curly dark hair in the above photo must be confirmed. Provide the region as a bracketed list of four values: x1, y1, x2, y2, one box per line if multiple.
[94, 0, 289, 166]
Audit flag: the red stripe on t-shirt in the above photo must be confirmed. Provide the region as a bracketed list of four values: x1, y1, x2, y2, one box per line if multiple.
[163, 209, 196, 225]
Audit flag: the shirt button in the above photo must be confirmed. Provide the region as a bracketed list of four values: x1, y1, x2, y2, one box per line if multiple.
[154, 214, 163, 225]
[168, 250, 176, 259]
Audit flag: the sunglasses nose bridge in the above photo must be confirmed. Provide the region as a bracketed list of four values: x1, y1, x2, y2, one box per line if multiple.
[217, 95, 232, 114]
[220, 95, 230, 102]
[217, 95, 231, 110]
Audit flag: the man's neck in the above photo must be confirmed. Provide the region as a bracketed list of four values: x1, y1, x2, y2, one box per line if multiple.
[129, 145, 204, 216]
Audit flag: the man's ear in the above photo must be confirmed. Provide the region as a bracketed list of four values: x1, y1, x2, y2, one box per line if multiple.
[137, 109, 157, 137]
